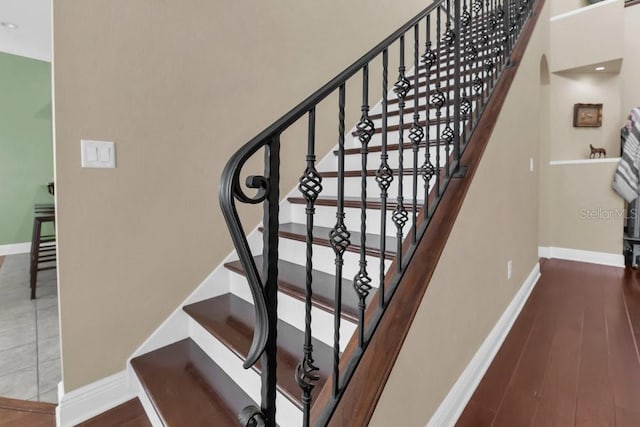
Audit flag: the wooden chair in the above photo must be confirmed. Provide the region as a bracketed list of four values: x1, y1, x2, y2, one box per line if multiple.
[29, 203, 56, 299]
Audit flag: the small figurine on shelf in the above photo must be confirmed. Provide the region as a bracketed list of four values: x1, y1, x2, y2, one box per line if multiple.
[589, 144, 606, 158]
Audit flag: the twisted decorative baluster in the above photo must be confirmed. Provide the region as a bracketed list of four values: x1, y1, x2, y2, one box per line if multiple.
[503, 0, 511, 60]
[478, 0, 492, 102]
[420, 16, 437, 214]
[442, 0, 455, 177]
[375, 49, 393, 309]
[295, 108, 322, 426]
[392, 36, 410, 272]
[494, 0, 506, 68]
[461, 0, 474, 143]
[329, 84, 350, 398]
[410, 24, 424, 244]
[433, 7, 444, 197]
[353, 65, 374, 348]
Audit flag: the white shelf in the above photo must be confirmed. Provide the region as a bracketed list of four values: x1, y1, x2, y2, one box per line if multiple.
[549, 157, 621, 166]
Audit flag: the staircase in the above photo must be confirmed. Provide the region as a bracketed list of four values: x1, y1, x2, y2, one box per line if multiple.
[118, 0, 538, 426]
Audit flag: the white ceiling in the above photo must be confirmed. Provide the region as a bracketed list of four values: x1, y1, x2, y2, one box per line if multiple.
[0, 0, 51, 62]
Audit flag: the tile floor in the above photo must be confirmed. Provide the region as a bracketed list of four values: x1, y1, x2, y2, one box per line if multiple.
[0, 254, 60, 403]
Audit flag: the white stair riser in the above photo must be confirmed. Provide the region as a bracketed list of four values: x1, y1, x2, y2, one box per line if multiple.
[189, 320, 302, 427]
[229, 273, 356, 351]
[340, 145, 450, 170]
[313, 175, 436, 200]
[278, 238, 391, 288]
[345, 123, 465, 147]
[289, 204, 415, 240]
[372, 108, 475, 128]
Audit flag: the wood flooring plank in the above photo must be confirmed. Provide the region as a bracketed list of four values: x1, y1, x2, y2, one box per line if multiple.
[464, 304, 538, 413]
[491, 309, 557, 426]
[0, 397, 55, 415]
[0, 408, 54, 427]
[454, 398, 495, 427]
[457, 259, 640, 427]
[574, 279, 616, 427]
[532, 281, 583, 427]
[493, 266, 582, 427]
[604, 274, 640, 426]
[622, 269, 640, 360]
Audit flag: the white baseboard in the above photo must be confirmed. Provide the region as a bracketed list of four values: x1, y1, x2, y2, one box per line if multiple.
[0, 242, 31, 256]
[56, 371, 136, 427]
[538, 246, 624, 267]
[427, 262, 541, 427]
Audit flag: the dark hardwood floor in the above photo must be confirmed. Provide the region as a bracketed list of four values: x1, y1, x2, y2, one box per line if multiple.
[0, 398, 149, 427]
[457, 259, 640, 427]
[0, 397, 55, 427]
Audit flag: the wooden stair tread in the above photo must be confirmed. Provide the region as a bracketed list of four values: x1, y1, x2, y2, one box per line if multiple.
[131, 339, 254, 426]
[319, 169, 428, 178]
[77, 399, 150, 427]
[335, 141, 452, 155]
[287, 196, 423, 211]
[225, 256, 360, 322]
[266, 222, 397, 260]
[351, 116, 469, 137]
[183, 294, 333, 408]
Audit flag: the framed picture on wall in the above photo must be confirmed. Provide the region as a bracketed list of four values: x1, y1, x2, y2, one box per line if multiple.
[573, 103, 603, 127]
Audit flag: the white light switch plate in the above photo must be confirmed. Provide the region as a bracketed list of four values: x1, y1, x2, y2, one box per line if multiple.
[81, 140, 116, 168]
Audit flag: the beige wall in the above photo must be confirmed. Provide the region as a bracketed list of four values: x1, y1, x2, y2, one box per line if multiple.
[539, 55, 552, 247]
[53, 0, 438, 391]
[370, 2, 549, 424]
[539, 1, 635, 256]
[622, 5, 640, 115]
[550, 0, 586, 16]
[549, 0, 624, 73]
[548, 162, 624, 252]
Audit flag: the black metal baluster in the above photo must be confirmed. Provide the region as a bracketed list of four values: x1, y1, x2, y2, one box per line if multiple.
[410, 24, 423, 244]
[490, 0, 499, 87]
[375, 49, 393, 309]
[441, 4, 458, 178]
[477, 0, 490, 107]
[495, 0, 505, 70]
[434, 7, 443, 197]
[392, 35, 410, 272]
[329, 84, 350, 399]
[421, 15, 437, 215]
[442, 0, 455, 178]
[262, 136, 280, 427]
[295, 109, 322, 427]
[503, 0, 511, 65]
[453, 0, 462, 170]
[461, 0, 474, 142]
[354, 65, 374, 349]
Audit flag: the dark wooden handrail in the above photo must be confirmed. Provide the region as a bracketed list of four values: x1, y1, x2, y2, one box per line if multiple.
[626, 0, 640, 7]
[219, 0, 540, 424]
[311, 0, 547, 424]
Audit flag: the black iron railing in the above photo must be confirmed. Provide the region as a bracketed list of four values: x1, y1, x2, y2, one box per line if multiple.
[220, 0, 535, 425]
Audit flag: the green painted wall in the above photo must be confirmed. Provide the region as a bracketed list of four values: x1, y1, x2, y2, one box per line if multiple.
[0, 52, 53, 246]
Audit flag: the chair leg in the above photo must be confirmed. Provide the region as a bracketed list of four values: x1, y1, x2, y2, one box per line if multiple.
[30, 218, 41, 300]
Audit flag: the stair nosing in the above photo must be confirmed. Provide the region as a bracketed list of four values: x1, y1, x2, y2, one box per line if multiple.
[224, 257, 359, 323]
[261, 223, 397, 260]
